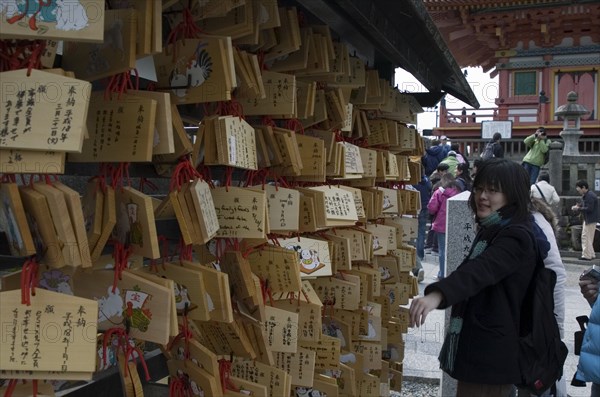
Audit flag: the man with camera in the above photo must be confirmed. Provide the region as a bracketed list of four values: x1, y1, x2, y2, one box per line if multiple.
[522, 126, 551, 185]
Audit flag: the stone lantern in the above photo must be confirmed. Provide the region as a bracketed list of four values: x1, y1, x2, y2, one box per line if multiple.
[555, 91, 589, 156]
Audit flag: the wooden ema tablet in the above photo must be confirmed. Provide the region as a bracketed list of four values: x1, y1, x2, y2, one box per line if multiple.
[0, 289, 98, 373]
[152, 104, 193, 164]
[53, 182, 92, 267]
[143, 262, 211, 321]
[72, 268, 171, 345]
[298, 335, 340, 370]
[0, 149, 65, 174]
[0, 69, 91, 152]
[18, 186, 64, 267]
[127, 90, 175, 155]
[180, 261, 233, 323]
[231, 359, 291, 397]
[0, 182, 36, 257]
[69, 92, 157, 163]
[0, 0, 105, 42]
[262, 305, 299, 353]
[211, 187, 267, 239]
[81, 180, 104, 250]
[167, 359, 221, 397]
[189, 179, 220, 244]
[239, 71, 296, 117]
[246, 244, 302, 294]
[61, 9, 137, 81]
[90, 186, 117, 263]
[155, 37, 233, 104]
[274, 347, 316, 387]
[279, 236, 332, 279]
[193, 318, 256, 358]
[128, 268, 178, 337]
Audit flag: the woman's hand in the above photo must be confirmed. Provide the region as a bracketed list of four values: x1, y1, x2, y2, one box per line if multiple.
[579, 278, 599, 306]
[409, 291, 443, 328]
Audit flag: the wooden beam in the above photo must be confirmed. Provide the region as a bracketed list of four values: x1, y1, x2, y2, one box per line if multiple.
[449, 28, 473, 41]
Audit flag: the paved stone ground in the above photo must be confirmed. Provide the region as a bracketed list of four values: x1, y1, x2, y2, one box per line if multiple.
[401, 251, 597, 397]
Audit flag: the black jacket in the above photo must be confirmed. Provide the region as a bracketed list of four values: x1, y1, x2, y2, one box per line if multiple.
[425, 223, 537, 384]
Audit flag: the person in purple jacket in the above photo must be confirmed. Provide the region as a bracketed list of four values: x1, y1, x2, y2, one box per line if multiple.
[427, 173, 461, 279]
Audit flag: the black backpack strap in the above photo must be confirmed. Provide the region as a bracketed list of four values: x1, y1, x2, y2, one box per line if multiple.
[534, 184, 547, 203]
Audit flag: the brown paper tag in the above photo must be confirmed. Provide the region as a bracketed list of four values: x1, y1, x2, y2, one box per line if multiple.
[0, 289, 98, 373]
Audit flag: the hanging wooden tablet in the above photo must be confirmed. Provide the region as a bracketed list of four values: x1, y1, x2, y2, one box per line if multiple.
[53, 182, 92, 267]
[215, 116, 258, 170]
[264, 7, 301, 62]
[231, 359, 292, 397]
[269, 27, 311, 72]
[167, 359, 221, 397]
[0, 289, 98, 373]
[239, 71, 296, 117]
[279, 236, 332, 278]
[128, 90, 175, 156]
[0, 69, 91, 152]
[90, 186, 117, 263]
[128, 269, 178, 337]
[61, 9, 136, 81]
[0, 150, 65, 174]
[197, 0, 254, 39]
[310, 276, 360, 311]
[260, 184, 300, 233]
[153, 104, 194, 165]
[298, 335, 340, 371]
[154, 37, 234, 104]
[246, 245, 302, 294]
[211, 187, 267, 239]
[144, 262, 211, 321]
[19, 186, 64, 267]
[0, 0, 105, 42]
[263, 305, 299, 353]
[299, 89, 327, 128]
[82, 180, 104, 250]
[189, 179, 220, 243]
[290, 133, 326, 182]
[69, 92, 157, 163]
[274, 348, 316, 387]
[181, 261, 233, 323]
[275, 298, 322, 344]
[113, 187, 160, 259]
[0, 182, 36, 257]
[72, 269, 171, 344]
[307, 185, 359, 227]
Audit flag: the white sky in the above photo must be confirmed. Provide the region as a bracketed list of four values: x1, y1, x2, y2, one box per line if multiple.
[394, 66, 499, 131]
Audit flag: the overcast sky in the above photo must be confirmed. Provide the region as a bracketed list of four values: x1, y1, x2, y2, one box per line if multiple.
[394, 66, 499, 131]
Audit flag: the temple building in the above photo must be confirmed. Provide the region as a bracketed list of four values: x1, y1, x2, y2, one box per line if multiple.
[422, 0, 599, 151]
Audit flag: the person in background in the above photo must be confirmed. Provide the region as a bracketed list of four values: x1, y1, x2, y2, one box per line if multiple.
[455, 163, 472, 192]
[471, 159, 482, 180]
[410, 159, 537, 397]
[427, 173, 461, 279]
[426, 163, 451, 254]
[440, 151, 460, 176]
[573, 269, 600, 397]
[527, 198, 567, 397]
[480, 133, 503, 160]
[531, 171, 560, 207]
[430, 163, 450, 189]
[571, 179, 599, 261]
[451, 143, 470, 169]
[522, 127, 551, 185]
[422, 137, 450, 176]
[412, 172, 433, 282]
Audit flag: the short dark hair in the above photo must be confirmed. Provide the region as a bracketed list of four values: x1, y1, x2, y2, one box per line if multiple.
[576, 179, 589, 190]
[492, 132, 502, 141]
[457, 163, 470, 174]
[537, 172, 550, 183]
[469, 159, 531, 222]
[450, 143, 460, 151]
[436, 163, 450, 172]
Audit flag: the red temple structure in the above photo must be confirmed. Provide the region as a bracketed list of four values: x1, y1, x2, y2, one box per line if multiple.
[422, 0, 600, 142]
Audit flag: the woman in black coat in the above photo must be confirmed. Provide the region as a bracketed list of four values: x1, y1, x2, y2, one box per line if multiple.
[409, 159, 537, 397]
